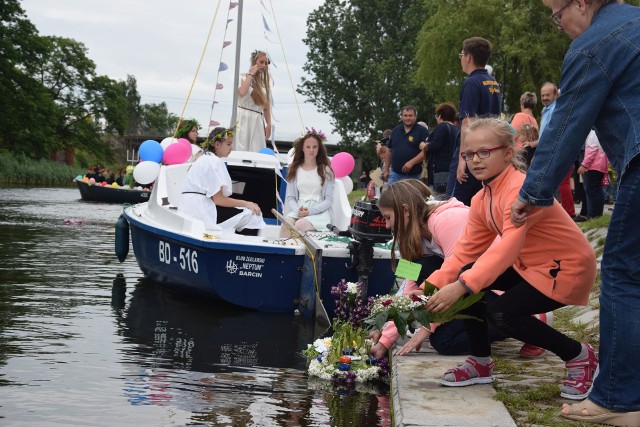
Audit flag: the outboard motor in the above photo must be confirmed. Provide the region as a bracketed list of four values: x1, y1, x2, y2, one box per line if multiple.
[347, 200, 393, 299]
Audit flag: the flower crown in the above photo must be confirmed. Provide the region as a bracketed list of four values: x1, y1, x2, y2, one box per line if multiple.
[200, 127, 235, 150]
[174, 119, 201, 138]
[302, 127, 326, 142]
[251, 49, 270, 64]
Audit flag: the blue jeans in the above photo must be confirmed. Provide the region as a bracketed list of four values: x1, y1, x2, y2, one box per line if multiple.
[582, 170, 605, 217]
[589, 155, 640, 412]
[387, 170, 422, 185]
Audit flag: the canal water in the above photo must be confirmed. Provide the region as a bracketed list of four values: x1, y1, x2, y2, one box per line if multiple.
[0, 187, 391, 426]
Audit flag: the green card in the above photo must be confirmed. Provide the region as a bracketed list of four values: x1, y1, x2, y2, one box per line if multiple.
[395, 259, 421, 281]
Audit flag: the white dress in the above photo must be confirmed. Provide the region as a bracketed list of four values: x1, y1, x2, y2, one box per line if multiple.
[234, 75, 267, 152]
[286, 168, 331, 231]
[178, 153, 266, 232]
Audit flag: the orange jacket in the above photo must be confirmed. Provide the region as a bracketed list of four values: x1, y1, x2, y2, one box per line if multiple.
[428, 165, 596, 306]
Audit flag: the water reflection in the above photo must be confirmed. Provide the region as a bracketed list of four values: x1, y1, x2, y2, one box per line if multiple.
[0, 188, 390, 426]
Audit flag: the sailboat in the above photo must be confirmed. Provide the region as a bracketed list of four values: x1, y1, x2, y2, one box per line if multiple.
[116, 0, 396, 320]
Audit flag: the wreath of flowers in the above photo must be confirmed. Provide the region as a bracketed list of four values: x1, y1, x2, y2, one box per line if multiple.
[303, 280, 389, 387]
[174, 119, 201, 138]
[200, 127, 235, 150]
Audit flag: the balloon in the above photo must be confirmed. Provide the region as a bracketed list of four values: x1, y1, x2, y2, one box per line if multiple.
[258, 147, 275, 156]
[160, 137, 178, 150]
[331, 152, 355, 178]
[138, 140, 164, 163]
[163, 142, 191, 165]
[133, 161, 161, 185]
[286, 147, 295, 165]
[82, 176, 89, 182]
[111, 182, 119, 188]
[89, 177, 96, 185]
[75, 175, 83, 180]
[177, 138, 192, 148]
[338, 176, 353, 195]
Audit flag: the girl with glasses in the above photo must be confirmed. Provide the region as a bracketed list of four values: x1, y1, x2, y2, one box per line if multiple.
[415, 118, 597, 400]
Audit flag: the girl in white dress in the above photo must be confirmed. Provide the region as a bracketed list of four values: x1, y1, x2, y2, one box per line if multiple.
[234, 50, 272, 152]
[179, 127, 266, 235]
[281, 129, 335, 237]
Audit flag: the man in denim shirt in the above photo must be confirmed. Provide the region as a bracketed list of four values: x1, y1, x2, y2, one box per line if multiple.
[512, 1, 640, 424]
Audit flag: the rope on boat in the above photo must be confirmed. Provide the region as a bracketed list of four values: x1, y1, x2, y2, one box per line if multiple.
[175, 0, 224, 135]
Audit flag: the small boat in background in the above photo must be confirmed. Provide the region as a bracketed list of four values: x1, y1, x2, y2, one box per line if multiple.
[76, 179, 151, 204]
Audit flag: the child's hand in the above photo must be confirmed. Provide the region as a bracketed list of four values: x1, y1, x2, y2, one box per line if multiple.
[426, 281, 466, 313]
[370, 342, 389, 359]
[395, 327, 431, 356]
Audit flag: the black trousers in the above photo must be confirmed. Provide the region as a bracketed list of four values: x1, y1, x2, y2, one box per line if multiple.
[460, 265, 582, 361]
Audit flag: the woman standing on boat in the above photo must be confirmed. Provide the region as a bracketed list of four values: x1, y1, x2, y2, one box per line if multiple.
[281, 129, 334, 237]
[178, 127, 265, 235]
[235, 50, 272, 152]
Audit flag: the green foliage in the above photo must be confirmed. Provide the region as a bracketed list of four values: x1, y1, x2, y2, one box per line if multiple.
[301, 0, 435, 160]
[415, 0, 570, 117]
[0, 152, 84, 186]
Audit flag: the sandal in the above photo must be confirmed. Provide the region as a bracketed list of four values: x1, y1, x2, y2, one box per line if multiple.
[560, 343, 598, 400]
[561, 399, 640, 426]
[440, 357, 494, 387]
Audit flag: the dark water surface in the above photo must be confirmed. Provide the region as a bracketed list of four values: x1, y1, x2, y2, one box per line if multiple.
[0, 188, 390, 426]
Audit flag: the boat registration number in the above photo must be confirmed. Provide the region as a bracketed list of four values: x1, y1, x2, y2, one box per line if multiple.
[159, 240, 199, 273]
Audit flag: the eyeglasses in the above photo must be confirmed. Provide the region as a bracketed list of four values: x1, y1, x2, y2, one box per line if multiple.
[458, 51, 468, 58]
[551, 1, 572, 26]
[460, 146, 507, 161]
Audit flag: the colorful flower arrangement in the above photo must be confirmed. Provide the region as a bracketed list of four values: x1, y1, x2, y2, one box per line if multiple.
[304, 280, 389, 386]
[363, 281, 485, 338]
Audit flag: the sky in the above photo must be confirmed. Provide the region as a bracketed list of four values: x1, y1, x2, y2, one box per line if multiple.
[20, 0, 339, 143]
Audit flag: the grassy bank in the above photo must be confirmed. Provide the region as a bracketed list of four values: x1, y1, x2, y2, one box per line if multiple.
[0, 153, 85, 186]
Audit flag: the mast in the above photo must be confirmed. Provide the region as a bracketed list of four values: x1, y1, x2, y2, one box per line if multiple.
[230, 0, 243, 127]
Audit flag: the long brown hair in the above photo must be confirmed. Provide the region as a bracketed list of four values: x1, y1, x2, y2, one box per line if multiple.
[286, 133, 333, 185]
[249, 50, 271, 108]
[377, 180, 439, 268]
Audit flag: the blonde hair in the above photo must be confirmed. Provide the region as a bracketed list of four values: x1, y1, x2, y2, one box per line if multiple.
[462, 118, 528, 173]
[377, 180, 439, 268]
[249, 50, 271, 108]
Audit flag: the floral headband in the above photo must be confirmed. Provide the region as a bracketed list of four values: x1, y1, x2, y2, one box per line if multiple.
[251, 49, 270, 64]
[300, 127, 326, 143]
[200, 127, 235, 150]
[174, 119, 201, 138]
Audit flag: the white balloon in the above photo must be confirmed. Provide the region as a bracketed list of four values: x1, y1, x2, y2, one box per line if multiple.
[287, 147, 295, 165]
[338, 175, 353, 195]
[160, 137, 178, 150]
[133, 161, 161, 185]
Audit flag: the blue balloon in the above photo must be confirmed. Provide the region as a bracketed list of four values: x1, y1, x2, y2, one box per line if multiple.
[258, 147, 275, 156]
[138, 140, 164, 163]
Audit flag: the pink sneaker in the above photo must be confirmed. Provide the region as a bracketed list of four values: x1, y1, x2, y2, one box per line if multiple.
[440, 357, 494, 387]
[519, 311, 554, 358]
[561, 343, 598, 400]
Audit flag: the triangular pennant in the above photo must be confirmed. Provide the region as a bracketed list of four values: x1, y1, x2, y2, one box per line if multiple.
[262, 15, 271, 32]
[223, 40, 232, 48]
[219, 62, 229, 71]
[216, 83, 224, 89]
[209, 120, 220, 126]
[229, 2, 238, 10]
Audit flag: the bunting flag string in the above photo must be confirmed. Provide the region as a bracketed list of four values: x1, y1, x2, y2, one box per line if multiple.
[223, 40, 232, 48]
[209, 120, 220, 127]
[229, 2, 238, 10]
[218, 62, 228, 71]
[262, 15, 271, 32]
[216, 83, 224, 90]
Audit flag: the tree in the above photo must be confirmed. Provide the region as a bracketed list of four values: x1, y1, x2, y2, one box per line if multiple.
[300, 0, 435, 151]
[122, 75, 142, 135]
[0, 0, 57, 155]
[139, 102, 179, 136]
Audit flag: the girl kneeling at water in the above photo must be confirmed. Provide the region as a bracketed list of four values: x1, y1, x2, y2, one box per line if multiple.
[422, 118, 597, 400]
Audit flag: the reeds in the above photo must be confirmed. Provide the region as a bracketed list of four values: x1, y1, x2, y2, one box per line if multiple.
[0, 153, 84, 186]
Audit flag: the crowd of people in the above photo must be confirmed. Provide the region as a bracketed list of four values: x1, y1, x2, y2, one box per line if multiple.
[131, 1, 640, 422]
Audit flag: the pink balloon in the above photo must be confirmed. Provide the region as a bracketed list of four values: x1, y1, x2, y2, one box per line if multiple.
[331, 152, 355, 178]
[177, 138, 192, 148]
[163, 142, 191, 165]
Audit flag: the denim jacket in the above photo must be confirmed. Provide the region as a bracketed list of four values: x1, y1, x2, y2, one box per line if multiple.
[520, 3, 640, 206]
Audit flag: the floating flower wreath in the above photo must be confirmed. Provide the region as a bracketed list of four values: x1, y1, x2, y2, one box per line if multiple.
[304, 280, 389, 386]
